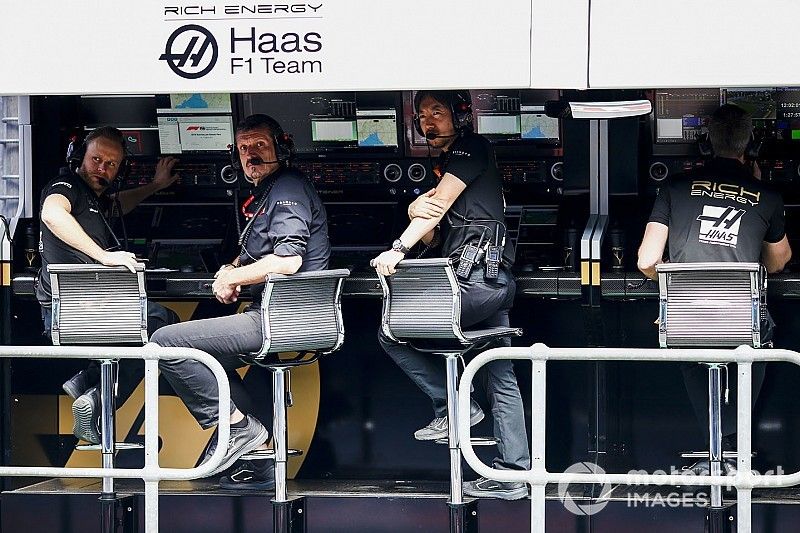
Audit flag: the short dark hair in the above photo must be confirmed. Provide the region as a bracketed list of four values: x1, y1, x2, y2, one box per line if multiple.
[708, 104, 752, 158]
[235, 113, 284, 138]
[413, 90, 465, 114]
[84, 126, 126, 152]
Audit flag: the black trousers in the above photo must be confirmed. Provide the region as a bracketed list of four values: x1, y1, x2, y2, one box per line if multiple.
[680, 313, 774, 443]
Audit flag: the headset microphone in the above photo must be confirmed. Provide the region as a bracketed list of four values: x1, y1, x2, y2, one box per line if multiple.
[424, 131, 458, 140]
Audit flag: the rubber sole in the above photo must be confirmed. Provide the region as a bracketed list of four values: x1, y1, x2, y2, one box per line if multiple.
[72, 393, 100, 444]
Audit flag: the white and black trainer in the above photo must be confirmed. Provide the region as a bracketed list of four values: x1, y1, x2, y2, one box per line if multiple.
[463, 477, 528, 500]
[413, 400, 484, 441]
[72, 386, 101, 444]
[202, 414, 269, 477]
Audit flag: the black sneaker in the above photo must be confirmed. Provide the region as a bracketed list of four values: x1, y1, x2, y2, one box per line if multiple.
[413, 399, 484, 441]
[72, 386, 101, 444]
[63, 370, 94, 400]
[202, 415, 269, 477]
[463, 477, 528, 500]
[220, 460, 276, 491]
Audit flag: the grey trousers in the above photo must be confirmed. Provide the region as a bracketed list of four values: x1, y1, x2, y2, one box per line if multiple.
[149, 307, 264, 429]
[379, 267, 531, 471]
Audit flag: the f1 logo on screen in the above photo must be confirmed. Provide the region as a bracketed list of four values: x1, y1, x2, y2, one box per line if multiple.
[160, 24, 219, 79]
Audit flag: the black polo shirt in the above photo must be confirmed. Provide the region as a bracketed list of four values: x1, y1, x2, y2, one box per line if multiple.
[36, 168, 116, 306]
[437, 131, 514, 265]
[648, 157, 785, 264]
[239, 167, 331, 302]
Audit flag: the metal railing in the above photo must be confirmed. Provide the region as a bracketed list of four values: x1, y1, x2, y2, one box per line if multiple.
[457, 343, 800, 533]
[0, 345, 231, 533]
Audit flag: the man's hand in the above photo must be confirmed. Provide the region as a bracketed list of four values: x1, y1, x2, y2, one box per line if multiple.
[371, 250, 405, 276]
[152, 156, 180, 191]
[212, 270, 241, 304]
[98, 250, 139, 273]
[408, 188, 446, 220]
[214, 263, 235, 279]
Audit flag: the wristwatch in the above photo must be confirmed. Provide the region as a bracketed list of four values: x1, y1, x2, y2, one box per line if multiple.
[391, 238, 411, 254]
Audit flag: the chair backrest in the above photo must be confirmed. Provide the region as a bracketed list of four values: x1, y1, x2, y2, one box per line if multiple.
[49, 263, 148, 346]
[377, 258, 467, 343]
[657, 262, 765, 348]
[254, 269, 350, 361]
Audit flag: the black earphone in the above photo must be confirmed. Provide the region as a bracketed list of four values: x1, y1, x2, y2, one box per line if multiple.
[67, 127, 132, 181]
[413, 90, 474, 137]
[229, 114, 295, 175]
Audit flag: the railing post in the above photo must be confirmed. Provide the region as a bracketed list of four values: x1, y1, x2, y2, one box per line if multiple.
[144, 356, 160, 533]
[736, 349, 753, 533]
[530, 353, 547, 533]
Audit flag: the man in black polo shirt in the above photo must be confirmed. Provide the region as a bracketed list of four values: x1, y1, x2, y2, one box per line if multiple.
[148, 114, 330, 489]
[638, 104, 792, 472]
[372, 90, 529, 500]
[37, 126, 179, 443]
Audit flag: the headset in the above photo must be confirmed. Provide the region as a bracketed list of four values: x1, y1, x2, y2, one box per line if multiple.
[413, 90, 474, 138]
[67, 127, 132, 182]
[228, 114, 295, 178]
[697, 131, 762, 161]
[697, 104, 762, 161]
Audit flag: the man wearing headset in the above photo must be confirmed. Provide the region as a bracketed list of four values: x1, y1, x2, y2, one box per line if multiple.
[638, 104, 792, 474]
[37, 126, 179, 443]
[372, 90, 530, 500]
[146, 114, 330, 490]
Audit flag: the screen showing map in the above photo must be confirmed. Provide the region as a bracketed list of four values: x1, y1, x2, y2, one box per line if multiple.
[520, 105, 560, 141]
[356, 109, 398, 147]
[162, 93, 232, 114]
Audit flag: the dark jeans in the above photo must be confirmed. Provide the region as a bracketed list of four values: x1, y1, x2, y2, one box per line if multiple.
[680, 312, 774, 442]
[379, 267, 531, 471]
[147, 307, 265, 429]
[42, 302, 179, 401]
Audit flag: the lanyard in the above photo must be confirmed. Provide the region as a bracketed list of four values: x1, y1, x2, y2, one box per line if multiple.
[237, 176, 278, 248]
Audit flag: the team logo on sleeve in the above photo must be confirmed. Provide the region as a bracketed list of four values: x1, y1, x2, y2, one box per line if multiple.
[696, 205, 746, 247]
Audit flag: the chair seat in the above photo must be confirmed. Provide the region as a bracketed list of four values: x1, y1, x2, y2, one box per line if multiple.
[461, 326, 523, 344]
[241, 350, 323, 369]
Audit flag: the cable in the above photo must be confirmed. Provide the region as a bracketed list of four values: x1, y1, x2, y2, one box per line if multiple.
[112, 196, 129, 252]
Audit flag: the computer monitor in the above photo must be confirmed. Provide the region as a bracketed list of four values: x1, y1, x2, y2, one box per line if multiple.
[156, 93, 234, 154]
[241, 91, 402, 157]
[653, 88, 721, 144]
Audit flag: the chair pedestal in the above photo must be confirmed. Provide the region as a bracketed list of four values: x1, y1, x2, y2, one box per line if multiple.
[97, 360, 138, 533]
[445, 353, 463, 506]
[443, 352, 479, 533]
[270, 366, 307, 533]
[706, 363, 725, 510]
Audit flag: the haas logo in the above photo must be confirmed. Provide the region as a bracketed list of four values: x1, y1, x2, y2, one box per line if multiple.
[159, 25, 218, 79]
[697, 205, 746, 248]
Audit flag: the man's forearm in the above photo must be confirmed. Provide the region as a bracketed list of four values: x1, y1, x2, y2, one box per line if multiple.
[398, 216, 442, 249]
[224, 254, 302, 287]
[42, 209, 106, 261]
